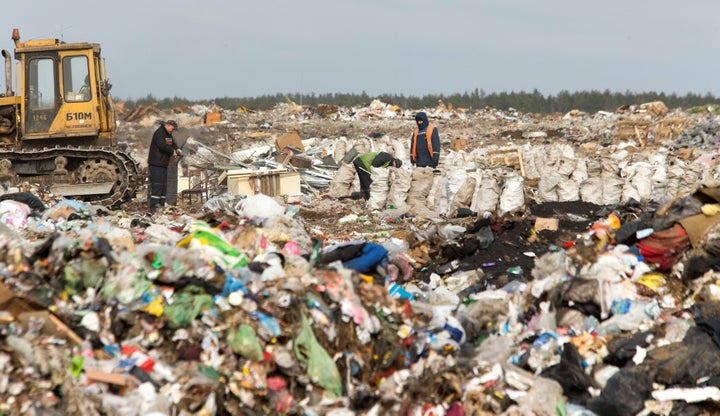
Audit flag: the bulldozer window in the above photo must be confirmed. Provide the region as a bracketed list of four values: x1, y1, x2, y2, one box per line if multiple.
[28, 58, 55, 109]
[62, 55, 90, 102]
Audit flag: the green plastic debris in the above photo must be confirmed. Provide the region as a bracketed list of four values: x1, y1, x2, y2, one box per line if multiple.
[177, 221, 247, 269]
[63, 258, 106, 295]
[227, 324, 264, 362]
[69, 355, 84, 379]
[293, 313, 342, 397]
[163, 288, 215, 329]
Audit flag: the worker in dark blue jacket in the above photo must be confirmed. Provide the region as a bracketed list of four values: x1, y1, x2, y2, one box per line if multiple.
[410, 112, 440, 168]
[147, 120, 182, 211]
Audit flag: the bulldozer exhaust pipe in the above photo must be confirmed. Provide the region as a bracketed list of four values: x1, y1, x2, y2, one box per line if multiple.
[1, 50, 11, 97]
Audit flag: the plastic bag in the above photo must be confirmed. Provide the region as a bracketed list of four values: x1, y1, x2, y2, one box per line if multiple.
[293, 313, 342, 396]
[176, 221, 247, 269]
[241, 193, 285, 219]
[64, 257, 107, 295]
[163, 289, 215, 329]
[227, 324, 264, 362]
[0, 200, 30, 230]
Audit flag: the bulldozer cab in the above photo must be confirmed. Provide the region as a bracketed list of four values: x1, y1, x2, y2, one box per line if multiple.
[0, 29, 140, 207]
[17, 34, 115, 141]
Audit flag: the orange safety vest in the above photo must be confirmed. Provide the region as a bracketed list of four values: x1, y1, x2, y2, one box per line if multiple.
[411, 125, 435, 162]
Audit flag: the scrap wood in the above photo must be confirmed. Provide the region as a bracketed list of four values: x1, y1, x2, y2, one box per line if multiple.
[84, 368, 128, 386]
[48, 313, 83, 345]
[488, 148, 525, 177]
[635, 126, 645, 146]
[122, 103, 159, 122]
[279, 152, 293, 167]
[656, 190, 691, 217]
[655, 117, 689, 143]
[288, 164, 318, 197]
[451, 137, 468, 151]
[616, 120, 650, 145]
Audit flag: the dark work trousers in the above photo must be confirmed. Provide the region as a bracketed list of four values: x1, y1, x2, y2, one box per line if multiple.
[148, 164, 168, 211]
[353, 158, 372, 198]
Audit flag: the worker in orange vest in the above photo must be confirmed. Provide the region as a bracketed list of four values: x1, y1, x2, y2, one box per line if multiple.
[410, 112, 440, 168]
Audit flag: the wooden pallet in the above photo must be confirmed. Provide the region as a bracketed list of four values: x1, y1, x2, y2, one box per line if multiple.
[488, 148, 525, 177]
[616, 120, 651, 146]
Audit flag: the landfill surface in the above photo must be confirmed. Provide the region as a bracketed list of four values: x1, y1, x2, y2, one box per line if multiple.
[3, 100, 720, 415]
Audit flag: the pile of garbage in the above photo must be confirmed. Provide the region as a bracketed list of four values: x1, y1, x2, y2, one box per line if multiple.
[122, 100, 720, 218]
[4, 174, 720, 415]
[5, 100, 720, 415]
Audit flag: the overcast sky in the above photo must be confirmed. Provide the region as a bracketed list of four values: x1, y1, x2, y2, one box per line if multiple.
[8, 0, 720, 101]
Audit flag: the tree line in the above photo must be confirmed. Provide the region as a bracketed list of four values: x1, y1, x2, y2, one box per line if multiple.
[122, 89, 720, 115]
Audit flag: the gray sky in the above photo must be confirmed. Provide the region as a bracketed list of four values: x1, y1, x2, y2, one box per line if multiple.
[9, 0, 720, 101]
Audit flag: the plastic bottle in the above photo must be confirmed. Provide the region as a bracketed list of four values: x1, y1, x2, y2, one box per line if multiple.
[388, 283, 415, 300]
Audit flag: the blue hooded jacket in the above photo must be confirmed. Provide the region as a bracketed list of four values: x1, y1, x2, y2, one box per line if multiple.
[410, 112, 440, 168]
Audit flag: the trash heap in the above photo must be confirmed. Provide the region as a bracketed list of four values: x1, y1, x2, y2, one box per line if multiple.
[4, 99, 720, 415]
[4, 175, 720, 415]
[119, 98, 719, 212]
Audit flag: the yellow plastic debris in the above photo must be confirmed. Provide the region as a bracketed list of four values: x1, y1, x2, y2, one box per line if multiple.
[637, 273, 666, 291]
[702, 203, 720, 216]
[142, 295, 165, 317]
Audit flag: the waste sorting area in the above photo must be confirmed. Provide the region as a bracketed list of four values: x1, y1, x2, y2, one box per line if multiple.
[3, 99, 720, 415]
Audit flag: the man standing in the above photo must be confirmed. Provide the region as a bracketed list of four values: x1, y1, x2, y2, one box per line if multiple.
[147, 120, 182, 211]
[352, 151, 402, 199]
[410, 112, 440, 168]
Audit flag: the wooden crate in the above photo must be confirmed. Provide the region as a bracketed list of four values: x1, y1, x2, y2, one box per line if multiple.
[488, 148, 525, 177]
[616, 120, 651, 146]
[223, 168, 301, 196]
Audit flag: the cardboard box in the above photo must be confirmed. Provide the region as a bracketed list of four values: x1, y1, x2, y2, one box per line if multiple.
[534, 217, 559, 232]
[205, 111, 222, 125]
[275, 131, 304, 152]
[0, 282, 82, 345]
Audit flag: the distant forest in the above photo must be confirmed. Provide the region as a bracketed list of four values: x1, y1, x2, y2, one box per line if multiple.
[122, 89, 720, 115]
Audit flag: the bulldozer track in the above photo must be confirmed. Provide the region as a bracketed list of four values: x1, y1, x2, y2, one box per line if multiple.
[0, 146, 142, 207]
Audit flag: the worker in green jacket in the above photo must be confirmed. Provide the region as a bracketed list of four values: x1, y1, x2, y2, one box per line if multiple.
[352, 151, 402, 199]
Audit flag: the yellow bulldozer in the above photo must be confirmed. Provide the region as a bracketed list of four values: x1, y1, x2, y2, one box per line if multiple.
[0, 28, 141, 206]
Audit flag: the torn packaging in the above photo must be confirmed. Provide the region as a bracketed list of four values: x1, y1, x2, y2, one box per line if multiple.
[636, 223, 689, 271]
[0, 282, 82, 345]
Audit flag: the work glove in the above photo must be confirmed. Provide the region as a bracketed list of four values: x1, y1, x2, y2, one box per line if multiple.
[174, 149, 183, 157]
